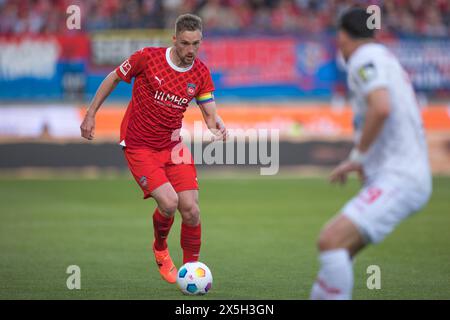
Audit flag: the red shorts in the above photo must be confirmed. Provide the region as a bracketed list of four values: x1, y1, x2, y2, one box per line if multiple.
[124, 145, 198, 199]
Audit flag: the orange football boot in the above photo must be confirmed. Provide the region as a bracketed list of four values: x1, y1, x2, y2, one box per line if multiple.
[153, 244, 177, 284]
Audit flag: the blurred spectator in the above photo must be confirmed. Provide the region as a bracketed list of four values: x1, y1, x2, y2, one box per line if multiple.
[0, 0, 449, 36]
[199, 0, 242, 31]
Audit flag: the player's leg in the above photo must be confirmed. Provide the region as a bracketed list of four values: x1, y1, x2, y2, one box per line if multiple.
[123, 148, 178, 283]
[166, 144, 201, 264]
[124, 148, 178, 249]
[310, 215, 365, 300]
[310, 174, 431, 300]
[318, 214, 366, 257]
[151, 182, 179, 251]
[149, 182, 179, 283]
[177, 190, 201, 264]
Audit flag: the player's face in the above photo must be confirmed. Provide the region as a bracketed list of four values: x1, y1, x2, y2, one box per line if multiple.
[173, 30, 202, 66]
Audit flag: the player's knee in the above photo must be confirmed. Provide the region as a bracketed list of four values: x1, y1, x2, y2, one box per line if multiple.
[159, 194, 179, 216]
[181, 203, 200, 226]
[317, 231, 338, 252]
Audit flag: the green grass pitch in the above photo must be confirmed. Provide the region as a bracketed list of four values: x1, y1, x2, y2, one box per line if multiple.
[0, 175, 449, 299]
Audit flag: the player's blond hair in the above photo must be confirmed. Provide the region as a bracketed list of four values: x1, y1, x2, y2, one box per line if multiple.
[175, 14, 202, 34]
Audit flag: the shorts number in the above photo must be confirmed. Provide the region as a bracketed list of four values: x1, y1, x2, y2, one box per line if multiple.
[359, 187, 383, 204]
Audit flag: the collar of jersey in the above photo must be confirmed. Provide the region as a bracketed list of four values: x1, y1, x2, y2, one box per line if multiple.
[166, 47, 194, 72]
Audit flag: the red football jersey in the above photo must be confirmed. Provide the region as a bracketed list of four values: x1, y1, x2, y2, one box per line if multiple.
[115, 47, 215, 150]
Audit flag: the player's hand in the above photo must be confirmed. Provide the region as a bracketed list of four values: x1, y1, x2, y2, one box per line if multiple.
[212, 123, 228, 141]
[80, 113, 96, 140]
[329, 160, 364, 185]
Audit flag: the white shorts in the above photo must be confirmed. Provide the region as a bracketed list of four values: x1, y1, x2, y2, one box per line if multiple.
[341, 173, 431, 244]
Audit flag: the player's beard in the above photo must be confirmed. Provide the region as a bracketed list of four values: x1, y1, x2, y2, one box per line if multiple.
[182, 54, 195, 66]
[175, 48, 195, 67]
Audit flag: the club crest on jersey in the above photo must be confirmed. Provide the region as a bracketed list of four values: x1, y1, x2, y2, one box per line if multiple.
[187, 83, 196, 96]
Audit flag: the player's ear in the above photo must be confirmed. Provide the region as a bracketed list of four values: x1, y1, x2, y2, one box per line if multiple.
[172, 35, 177, 45]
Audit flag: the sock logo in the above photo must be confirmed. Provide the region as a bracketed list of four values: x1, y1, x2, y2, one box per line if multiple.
[317, 277, 341, 295]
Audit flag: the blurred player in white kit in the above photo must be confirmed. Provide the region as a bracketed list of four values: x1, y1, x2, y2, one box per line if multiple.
[310, 7, 432, 300]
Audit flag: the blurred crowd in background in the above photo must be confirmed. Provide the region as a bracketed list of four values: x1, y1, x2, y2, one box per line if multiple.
[0, 0, 449, 36]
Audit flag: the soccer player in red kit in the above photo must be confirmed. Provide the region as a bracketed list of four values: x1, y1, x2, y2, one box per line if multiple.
[80, 14, 227, 284]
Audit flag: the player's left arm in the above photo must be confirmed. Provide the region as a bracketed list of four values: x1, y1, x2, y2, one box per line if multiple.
[197, 99, 228, 141]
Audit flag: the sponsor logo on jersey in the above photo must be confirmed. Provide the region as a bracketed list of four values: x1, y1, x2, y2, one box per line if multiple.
[187, 83, 196, 96]
[154, 90, 189, 106]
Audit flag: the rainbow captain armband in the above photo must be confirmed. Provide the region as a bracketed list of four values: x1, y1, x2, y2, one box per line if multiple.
[196, 92, 215, 105]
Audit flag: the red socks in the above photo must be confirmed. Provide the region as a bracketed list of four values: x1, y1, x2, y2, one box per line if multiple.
[152, 208, 174, 251]
[181, 223, 201, 264]
[153, 208, 201, 263]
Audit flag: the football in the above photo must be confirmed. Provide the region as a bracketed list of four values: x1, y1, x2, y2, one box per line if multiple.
[176, 262, 213, 295]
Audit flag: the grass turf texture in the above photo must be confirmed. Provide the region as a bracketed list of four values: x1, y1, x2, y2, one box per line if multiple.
[0, 175, 449, 299]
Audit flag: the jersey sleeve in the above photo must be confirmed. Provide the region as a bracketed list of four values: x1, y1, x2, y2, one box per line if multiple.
[115, 49, 146, 83]
[196, 67, 215, 105]
[350, 56, 388, 96]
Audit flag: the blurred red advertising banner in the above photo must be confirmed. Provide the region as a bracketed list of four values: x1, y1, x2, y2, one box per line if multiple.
[200, 38, 298, 86]
[0, 34, 89, 61]
[0, 34, 90, 98]
[56, 34, 89, 60]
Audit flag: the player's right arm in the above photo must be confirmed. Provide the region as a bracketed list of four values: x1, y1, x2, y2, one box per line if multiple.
[330, 88, 390, 184]
[80, 71, 122, 140]
[357, 88, 390, 153]
[330, 55, 389, 184]
[80, 49, 146, 140]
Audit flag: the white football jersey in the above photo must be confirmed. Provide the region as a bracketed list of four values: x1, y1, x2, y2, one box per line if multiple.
[346, 43, 431, 185]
